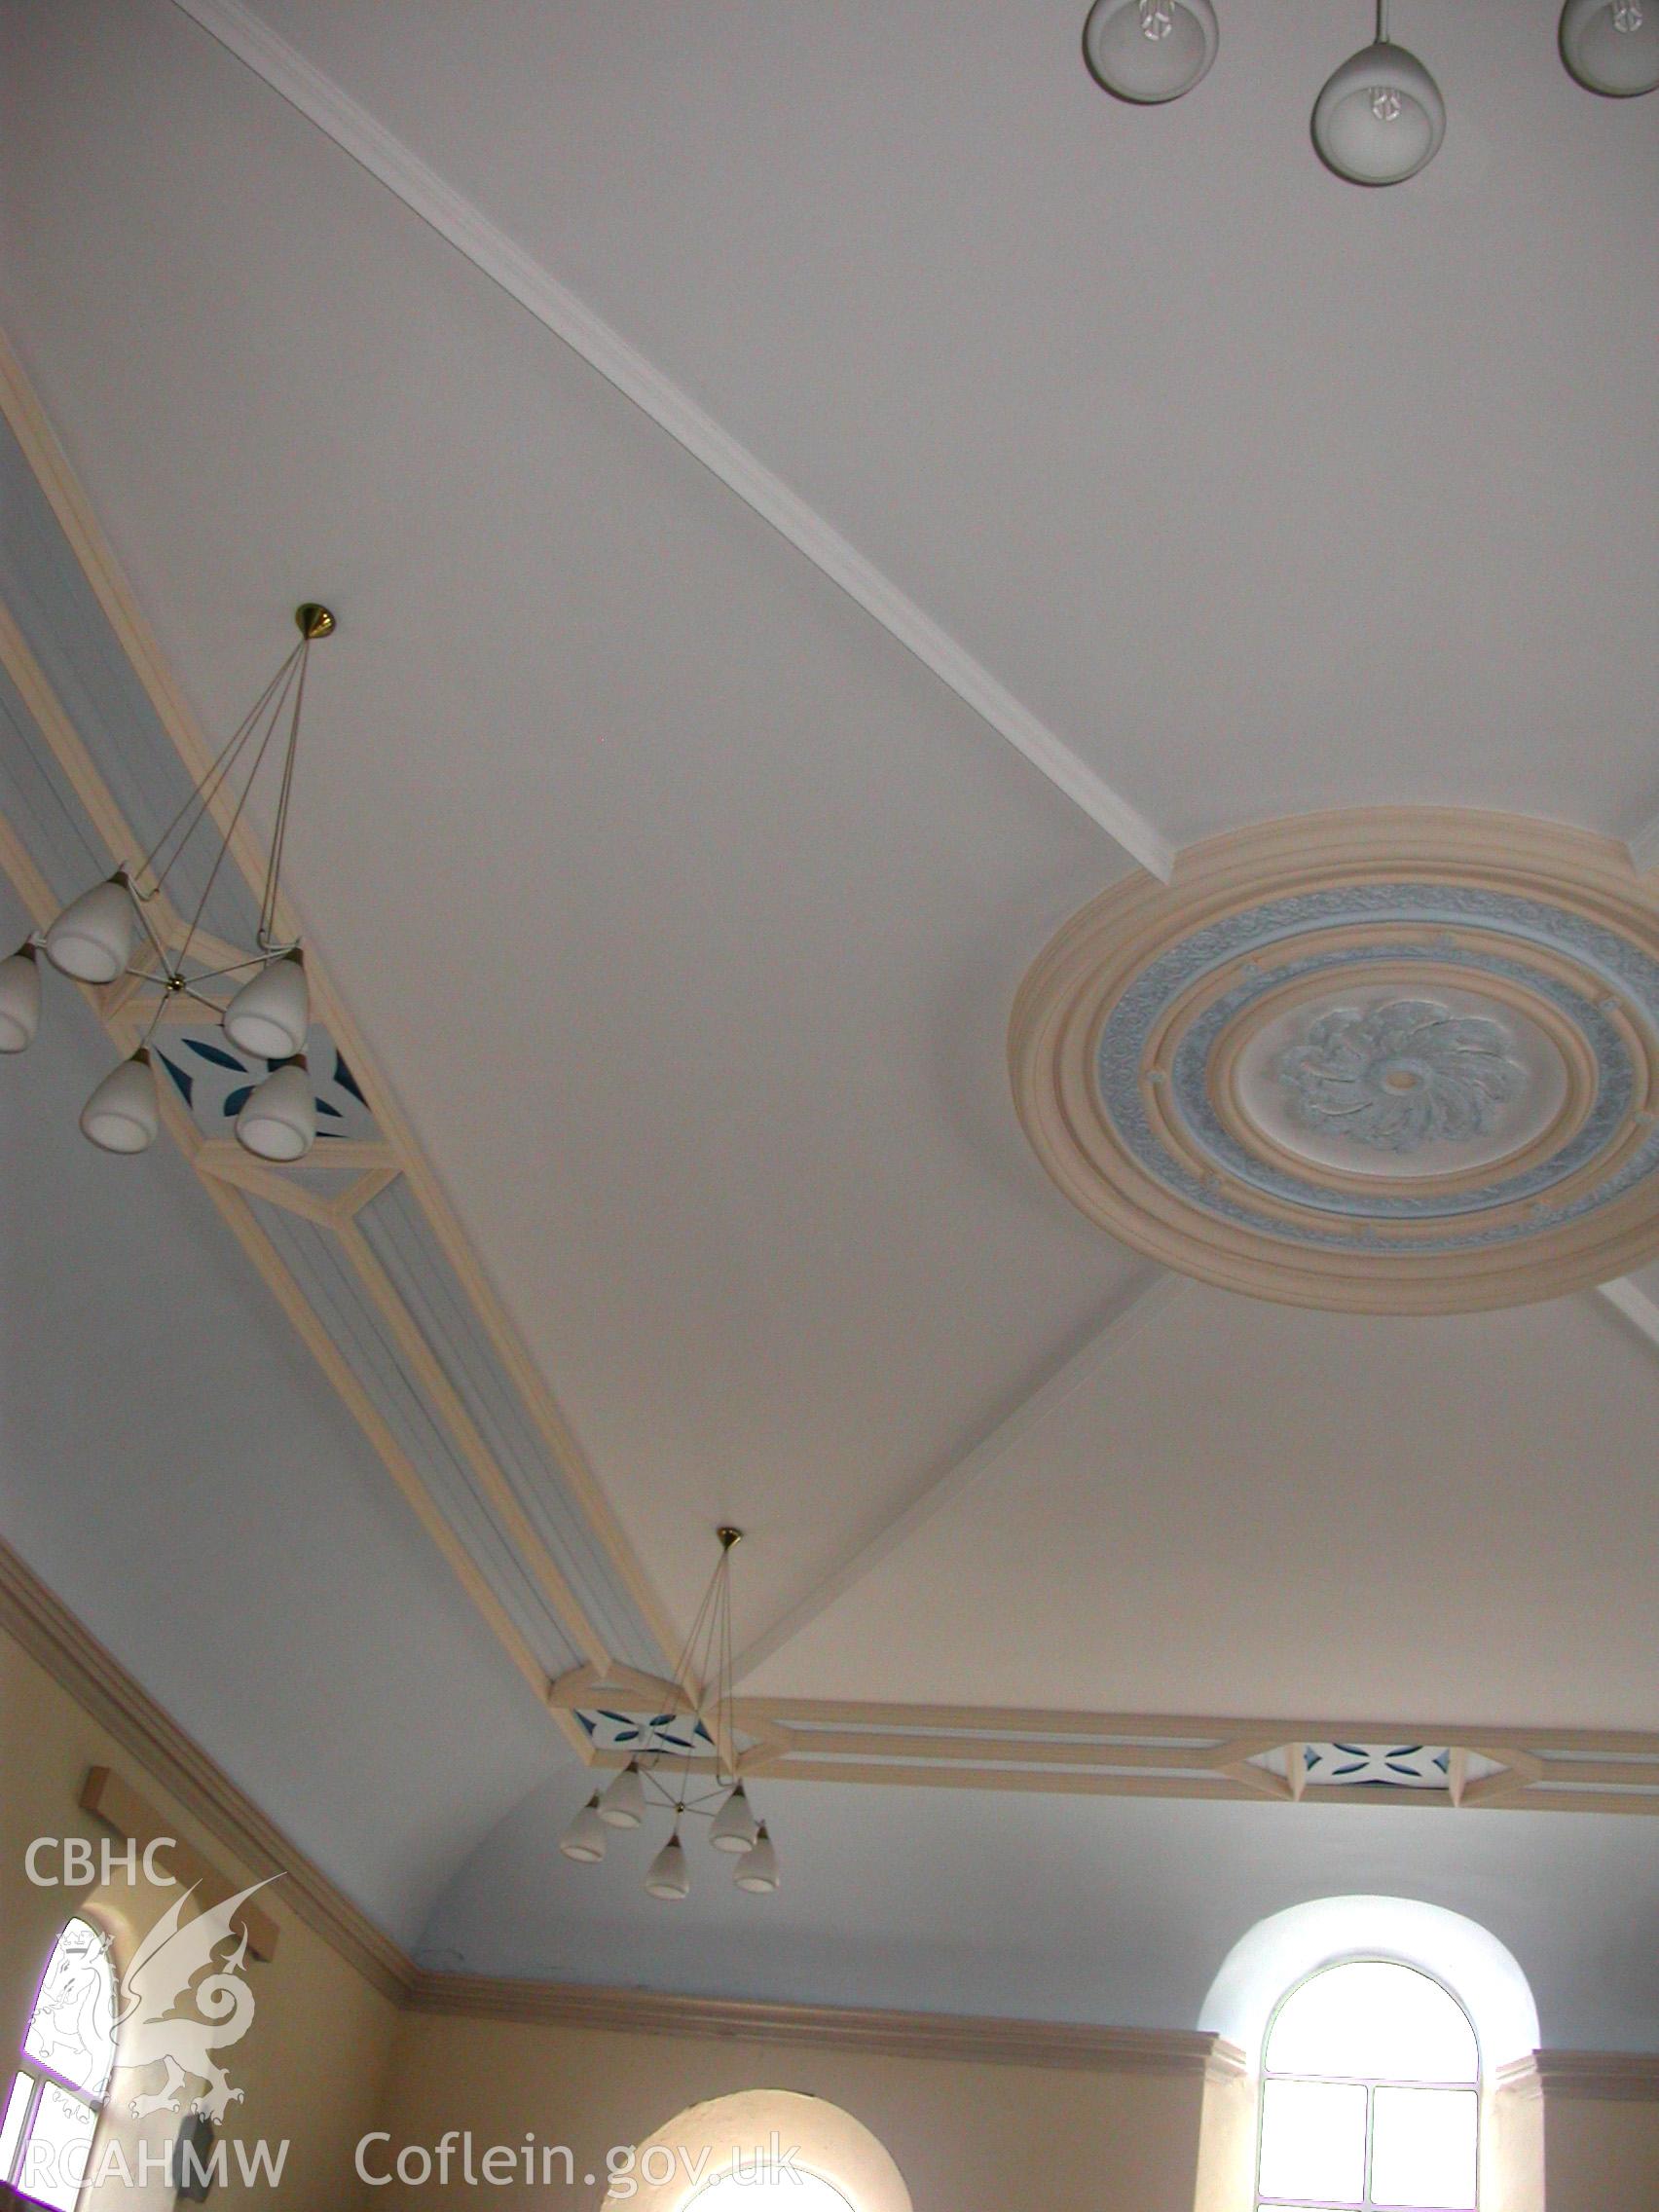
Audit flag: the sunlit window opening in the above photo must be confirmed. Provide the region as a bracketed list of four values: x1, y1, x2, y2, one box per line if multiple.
[1256, 1958, 1480, 2212]
[2, 1918, 118, 2212]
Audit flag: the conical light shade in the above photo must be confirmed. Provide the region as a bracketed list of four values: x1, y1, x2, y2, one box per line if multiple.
[224, 951, 310, 1061]
[710, 1784, 760, 1854]
[598, 1759, 646, 1828]
[1561, 0, 1659, 93]
[645, 1830, 690, 1900]
[1084, 0, 1218, 103]
[236, 1060, 316, 1161]
[80, 1051, 160, 1154]
[45, 875, 136, 984]
[1312, 41, 1445, 184]
[560, 1794, 608, 1863]
[733, 1823, 779, 1894]
[0, 946, 41, 1053]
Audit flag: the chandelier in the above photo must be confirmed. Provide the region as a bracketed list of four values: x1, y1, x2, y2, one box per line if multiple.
[1084, 0, 1658, 183]
[0, 604, 334, 1158]
[561, 1528, 779, 1900]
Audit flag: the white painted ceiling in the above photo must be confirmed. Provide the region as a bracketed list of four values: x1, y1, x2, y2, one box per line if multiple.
[3, 0, 1658, 2035]
[192, 0, 1659, 846]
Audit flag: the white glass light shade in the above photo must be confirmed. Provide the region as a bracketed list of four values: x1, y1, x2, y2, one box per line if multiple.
[733, 1824, 779, 1894]
[1313, 41, 1446, 183]
[224, 951, 310, 1061]
[598, 1759, 646, 1829]
[1084, 0, 1218, 102]
[235, 1059, 316, 1161]
[45, 876, 136, 984]
[645, 1831, 690, 1900]
[559, 1795, 608, 1863]
[1561, 0, 1659, 93]
[709, 1784, 760, 1854]
[80, 1051, 160, 1154]
[0, 946, 41, 1052]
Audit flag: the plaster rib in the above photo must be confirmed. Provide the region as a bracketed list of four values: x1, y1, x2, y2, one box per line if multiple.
[732, 1270, 1186, 1684]
[166, 0, 1173, 882]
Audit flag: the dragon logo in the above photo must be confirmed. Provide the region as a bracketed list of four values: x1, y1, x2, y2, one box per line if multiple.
[118, 1880, 277, 2124]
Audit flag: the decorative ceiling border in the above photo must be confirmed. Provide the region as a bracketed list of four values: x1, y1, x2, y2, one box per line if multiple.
[163, 0, 1171, 881]
[0, 328, 674, 1739]
[555, 1674, 1659, 1818]
[14, 1521, 1659, 2101]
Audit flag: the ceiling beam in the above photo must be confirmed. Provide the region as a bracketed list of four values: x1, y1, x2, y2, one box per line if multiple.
[166, 0, 1173, 884]
[731, 1269, 1188, 1683]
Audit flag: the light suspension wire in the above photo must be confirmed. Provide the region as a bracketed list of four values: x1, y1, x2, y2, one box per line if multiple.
[561, 1528, 780, 1897]
[11, 601, 336, 1165]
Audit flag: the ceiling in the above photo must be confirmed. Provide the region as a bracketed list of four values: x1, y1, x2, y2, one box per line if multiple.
[2, 0, 1658, 2045]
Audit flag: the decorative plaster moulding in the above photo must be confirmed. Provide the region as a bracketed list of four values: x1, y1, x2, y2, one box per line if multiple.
[551, 1672, 1659, 1818]
[0, 327, 672, 1733]
[1012, 810, 1659, 1312]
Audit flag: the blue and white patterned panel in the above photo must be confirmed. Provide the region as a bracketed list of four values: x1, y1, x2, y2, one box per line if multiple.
[576, 1709, 715, 1759]
[153, 1025, 379, 1145]
[1302, 1743, 1452, 1789]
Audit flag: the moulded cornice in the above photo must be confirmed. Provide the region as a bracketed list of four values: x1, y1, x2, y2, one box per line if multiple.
[404, 1972, 1243, 2079]
[0, 1538, 415, 2004]
[1516, 2052, 1659, 2103]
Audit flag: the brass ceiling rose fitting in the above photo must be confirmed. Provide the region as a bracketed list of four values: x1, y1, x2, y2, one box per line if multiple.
[294, 602, 336, 640]
[1010, 811, 1659, 1313]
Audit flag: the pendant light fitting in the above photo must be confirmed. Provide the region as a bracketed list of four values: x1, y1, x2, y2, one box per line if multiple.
[559, 1527, 783, 1900]
[6, 603, 335, 1158]
[1084, 0, 1654, 181]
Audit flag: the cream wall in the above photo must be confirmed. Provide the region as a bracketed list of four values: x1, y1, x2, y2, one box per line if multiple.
[1542, 2093, 1659, 2212]
[1192, 2066, 1256, 2212]
[379, 2009, 1213, 2212]
[0, 1631, 401, 2211]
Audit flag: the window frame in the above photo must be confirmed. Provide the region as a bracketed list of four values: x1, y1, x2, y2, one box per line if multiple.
[5, 1915, 119, 2212]
[1254, 1953, 1482, 2212]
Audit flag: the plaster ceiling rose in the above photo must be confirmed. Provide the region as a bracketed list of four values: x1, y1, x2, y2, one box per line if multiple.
[1011, 811, 1659, 1312]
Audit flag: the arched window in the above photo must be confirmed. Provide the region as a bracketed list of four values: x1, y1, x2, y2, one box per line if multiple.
[604, 2089, 910, 2212]
[1, 1918, 118, 2212]
[1256, 1959, 1480, 2212]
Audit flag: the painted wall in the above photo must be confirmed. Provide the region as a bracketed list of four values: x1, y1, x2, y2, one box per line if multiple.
[378, 2010, 1212, 2212]
[0, 1631, 400, 2210]
[1543, 2093, 1659, 2212]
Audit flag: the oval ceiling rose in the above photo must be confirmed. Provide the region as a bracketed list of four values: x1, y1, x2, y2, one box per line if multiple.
[1011, 811, 1659, 1313]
